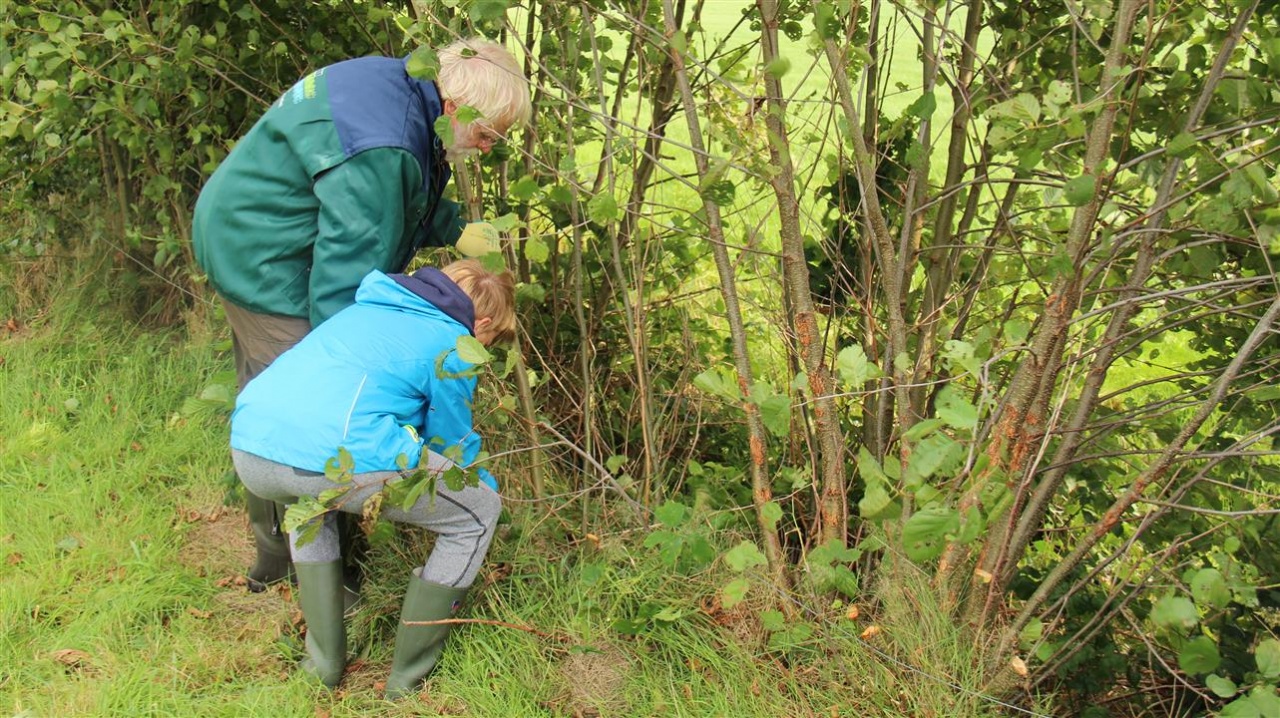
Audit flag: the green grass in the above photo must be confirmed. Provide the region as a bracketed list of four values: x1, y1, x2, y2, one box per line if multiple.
[0, 266, 1055, 716]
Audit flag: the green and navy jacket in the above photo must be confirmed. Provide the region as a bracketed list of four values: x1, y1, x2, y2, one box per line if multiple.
[230, 268, 498, 491]
[193, 56, 465, 327]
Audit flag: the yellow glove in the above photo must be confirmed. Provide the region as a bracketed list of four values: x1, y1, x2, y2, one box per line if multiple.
[456, 221, 500, 257]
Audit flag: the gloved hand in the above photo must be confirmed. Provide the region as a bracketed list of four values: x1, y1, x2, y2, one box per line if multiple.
[456, 221, 500, 257]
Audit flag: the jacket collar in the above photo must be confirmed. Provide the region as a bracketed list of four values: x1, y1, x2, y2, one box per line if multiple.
[388, 267, 475, 333]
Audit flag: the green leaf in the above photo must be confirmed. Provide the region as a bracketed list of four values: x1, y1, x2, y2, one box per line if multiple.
[1150, 595, 1198, 631]
[903, 418, 945, 442]
[1019, 618, 1044, 650]
[669, 30, 687, 55]
[758, 394, 790, 437]
[722, 577, 751, 609]
[1219, 695, 1261, 718]
[1045, 80, 1072, 107]
[760, 610, 786, 631]
[38, 14, 62, 32]
[509, 175, 539, 202]
[764, 57, 791, 79]
[433, 114, 454, 148]
[469, 0, 509, 22]
[942, 340, 981, 377]
[987, 92, 1040, 124]
[1167, 131, 1198, 158]
[1178, 636, 1221, 675]
[809, 537, 861, 566]
[685, 535, 716, 569]
[401, 470, 438, 510]
[283, 497, 329, 541]
[406, 47, 440, 80]
[489, 213, 523, 232]
[858, 482, 892, 518]
[857, 448, 889, 485]
[643, 529, 677, 549]
[587, 193, 619, 224]
[366, 517, 397, 545]
[1190, 568, 1230, 610]
[453, 105, 483, 126]
[1064, 174, 1097, 206]
[936, 385, 978, 431]
[655, 500, 689, 528]
[198, 382, 233, 407]
[904, 433, 962, 487]
[905, 91, 937, 120]
[1003, 319, 1030, 344]
[579, 562, 603, 586]
[1244, 686, 1280, 717]
[324, 447, 355, 480]
[605, 455, 628, 473]
[768, 621, 813, 649]
[1257, 638, 1280, 679]
[524, 237, 549, 264]
[761, 501, 783, 529]
[442, 465, 470, 492]
[1206, 674, 1238, 699]
[894, 351, 911, 374]
[724, 540, 768, 572]
[699, 178, 736, 207]
[836, 344, 881, 387]
[813, 2, 842, 41]
[901, 506, 959, 562]
[456, 335, 491, 365]
[101, 9, 126, 25]
[652, 607, 683, 622]
[693, 368, 740, 402]
[954, 506, 985, 545]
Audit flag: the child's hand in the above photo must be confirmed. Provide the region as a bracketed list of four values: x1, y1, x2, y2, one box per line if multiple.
[456, 222, 500, 257]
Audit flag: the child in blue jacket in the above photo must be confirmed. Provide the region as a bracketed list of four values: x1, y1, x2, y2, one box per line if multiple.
[229, 259, 514, 698]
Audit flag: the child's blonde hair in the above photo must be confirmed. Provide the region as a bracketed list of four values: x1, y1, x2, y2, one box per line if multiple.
[442, 259, 516, 344]
[436, 38, 531, 134]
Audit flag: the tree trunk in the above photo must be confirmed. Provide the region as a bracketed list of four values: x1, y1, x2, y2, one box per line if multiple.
[662, 0, 790, 594]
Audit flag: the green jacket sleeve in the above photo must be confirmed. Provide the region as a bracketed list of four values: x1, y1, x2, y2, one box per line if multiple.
[309, 148, 425, 327]
[418, 196, 467, 249]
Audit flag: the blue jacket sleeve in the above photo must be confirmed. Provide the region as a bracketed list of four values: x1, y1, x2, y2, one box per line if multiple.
[421, 353, 496, 490]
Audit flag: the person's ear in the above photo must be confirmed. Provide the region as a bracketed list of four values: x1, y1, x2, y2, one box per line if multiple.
[474, 316, 492, 332]
[443, 99, 457, 117]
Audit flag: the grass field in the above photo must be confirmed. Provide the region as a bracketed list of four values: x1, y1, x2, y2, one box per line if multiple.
[0, 268, 1047, 716]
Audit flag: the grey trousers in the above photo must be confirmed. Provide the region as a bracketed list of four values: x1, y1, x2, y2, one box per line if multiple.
[231, 449, 500, 588]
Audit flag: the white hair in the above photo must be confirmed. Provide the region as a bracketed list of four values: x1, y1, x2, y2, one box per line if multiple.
[436, 38, 532, 132]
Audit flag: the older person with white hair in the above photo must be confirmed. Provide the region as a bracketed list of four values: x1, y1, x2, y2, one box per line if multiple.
[192, 37, 531, 605]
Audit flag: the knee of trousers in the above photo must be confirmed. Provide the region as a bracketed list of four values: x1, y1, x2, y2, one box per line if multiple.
[475, 489, 502, 531]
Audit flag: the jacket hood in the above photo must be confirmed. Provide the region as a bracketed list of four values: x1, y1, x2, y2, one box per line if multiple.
[382, 267, 475, 332]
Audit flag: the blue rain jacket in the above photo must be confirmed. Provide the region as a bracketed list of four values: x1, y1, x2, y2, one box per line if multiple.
[230, 269, 497, 490]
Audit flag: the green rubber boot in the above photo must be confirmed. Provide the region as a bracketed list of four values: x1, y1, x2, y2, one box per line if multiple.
[295, 560, 347, 688]
[384, 574, 470, 700]
[245, 491, 293, 592]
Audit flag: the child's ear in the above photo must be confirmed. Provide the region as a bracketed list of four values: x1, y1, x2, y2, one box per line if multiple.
[474, 316, 492, 331]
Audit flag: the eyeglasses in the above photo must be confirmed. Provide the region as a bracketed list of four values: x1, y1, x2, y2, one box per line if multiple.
[474, 124, 504, 145]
